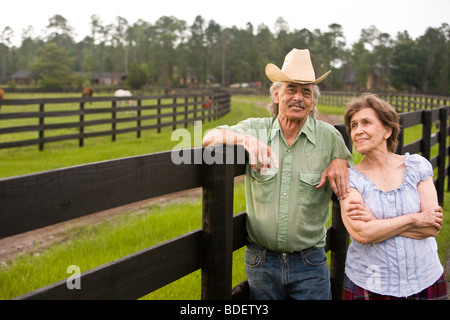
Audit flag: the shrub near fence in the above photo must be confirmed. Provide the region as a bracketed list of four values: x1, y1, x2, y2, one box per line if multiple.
[0, 91, 230, 151]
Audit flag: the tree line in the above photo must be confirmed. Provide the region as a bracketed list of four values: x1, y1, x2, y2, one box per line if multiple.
[0, 14, 449, 94]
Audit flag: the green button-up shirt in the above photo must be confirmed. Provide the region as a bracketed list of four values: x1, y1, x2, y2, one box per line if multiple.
[219, 116, 353, 252]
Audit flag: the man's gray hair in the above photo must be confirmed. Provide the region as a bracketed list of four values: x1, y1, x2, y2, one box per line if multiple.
[267, 81, 320, 118]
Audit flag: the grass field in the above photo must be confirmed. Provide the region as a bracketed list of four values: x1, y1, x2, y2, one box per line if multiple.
[0, 94, 448, 300]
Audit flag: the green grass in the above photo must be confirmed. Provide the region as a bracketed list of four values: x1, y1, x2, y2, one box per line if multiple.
[0, 183, 248, 300]
[0, 94, 448, 299]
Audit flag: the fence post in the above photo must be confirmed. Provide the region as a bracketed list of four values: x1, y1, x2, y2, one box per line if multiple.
[39, 103, 44, 151]
[330, 195, 349, 300]
[184, 97, 188, 128]
[422, 109, 432, 161]
[437, 107, 448, 205]
[157, 98, 161, 134]
[208, 95, 212, 122]
[79, 102, 84, 147]
[137, 98, 141, 138]
[173, 97, 177, 131]
[201, 145, 235, 300]
[194, 96, 198, 121]
[330, 124, 351, 299]
[112, 100, 117, 142]
[396, 117, 405, 155]
[212, 94, 217, 121]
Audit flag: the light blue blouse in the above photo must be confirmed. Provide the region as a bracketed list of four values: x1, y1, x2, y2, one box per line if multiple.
[345, 153, 444, 297]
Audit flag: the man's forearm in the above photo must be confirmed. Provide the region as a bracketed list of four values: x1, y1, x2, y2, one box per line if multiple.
[203, 129, 245, 146]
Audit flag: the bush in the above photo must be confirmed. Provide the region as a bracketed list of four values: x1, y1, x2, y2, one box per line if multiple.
[127, 64, 148, 90]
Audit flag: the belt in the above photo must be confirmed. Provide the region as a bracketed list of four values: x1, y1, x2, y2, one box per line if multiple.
[247, 242, 321, 256]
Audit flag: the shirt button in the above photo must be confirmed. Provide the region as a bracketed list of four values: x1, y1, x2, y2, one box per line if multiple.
[287, 149, 291, 153]
[283, 192, 287, 196]
[285, 171, 289, 175]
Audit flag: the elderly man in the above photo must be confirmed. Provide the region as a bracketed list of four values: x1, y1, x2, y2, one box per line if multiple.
[203, 49, 353, 300]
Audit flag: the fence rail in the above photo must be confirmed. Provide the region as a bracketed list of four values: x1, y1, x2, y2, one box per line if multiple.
[319, 91, 450, 112]
[1, 106, 449, 300]
[225, 89, 450, 111]
[2, 90, 448, 152]
[0, 91, 230, 151]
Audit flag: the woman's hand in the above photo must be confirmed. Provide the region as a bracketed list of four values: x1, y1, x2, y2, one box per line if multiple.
[413, 206, 443, 230]
[346, 199, 377, 222]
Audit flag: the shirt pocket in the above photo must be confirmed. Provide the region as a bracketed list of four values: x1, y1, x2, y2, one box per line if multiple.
[250, 168, 277, 203]
[297, 171, 325, 207]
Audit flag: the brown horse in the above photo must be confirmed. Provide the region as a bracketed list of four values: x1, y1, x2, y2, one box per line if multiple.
[82, 87, 94, 104]
[0, 88, 4, 111]
[82, 87, 94, 97]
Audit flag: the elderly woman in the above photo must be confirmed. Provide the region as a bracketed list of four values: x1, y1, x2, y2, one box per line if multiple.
[340, 93, 447, 300]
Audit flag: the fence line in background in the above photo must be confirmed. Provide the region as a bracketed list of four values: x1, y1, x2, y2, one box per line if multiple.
[227, 89, 450, 111]
[1, 90, 448, 152]
[319, 91, 450, 111]
[0, 91, 230, 151]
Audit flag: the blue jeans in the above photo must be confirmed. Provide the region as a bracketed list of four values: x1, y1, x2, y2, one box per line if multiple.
[244, 243, 332, 300]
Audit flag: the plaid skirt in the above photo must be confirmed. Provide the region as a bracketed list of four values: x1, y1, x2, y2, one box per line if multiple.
[343, 273, 448, 300]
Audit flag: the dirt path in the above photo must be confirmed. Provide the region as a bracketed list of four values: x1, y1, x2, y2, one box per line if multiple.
[0, 187, 203, 265]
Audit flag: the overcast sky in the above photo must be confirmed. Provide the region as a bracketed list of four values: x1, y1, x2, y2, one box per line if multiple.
[2, 0, 449, 47]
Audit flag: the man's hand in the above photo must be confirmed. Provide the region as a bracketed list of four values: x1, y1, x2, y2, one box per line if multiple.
[203, 129, 278, 174]
[317, 159, 350, 199]
[242, 135, 279, 173]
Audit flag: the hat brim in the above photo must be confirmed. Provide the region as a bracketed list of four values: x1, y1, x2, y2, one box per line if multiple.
[265, 63, 331, 84]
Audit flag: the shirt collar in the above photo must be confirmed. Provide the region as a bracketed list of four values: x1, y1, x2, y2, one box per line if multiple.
[300, 116, 316, 145]
[273, 116, 316, 146]
[270, 117, 281, 142]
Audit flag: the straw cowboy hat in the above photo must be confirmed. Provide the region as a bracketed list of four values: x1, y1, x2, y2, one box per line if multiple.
[265, 48, 331, 84]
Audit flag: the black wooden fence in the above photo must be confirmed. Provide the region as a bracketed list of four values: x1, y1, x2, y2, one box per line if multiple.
[397, 106, 450, 204]
[0, 91, 230, 151]
[227, 89, 450, 113]
[0, 144, 349, 300]
[1, 106, 449, 300]
[319, 91, 450, 112]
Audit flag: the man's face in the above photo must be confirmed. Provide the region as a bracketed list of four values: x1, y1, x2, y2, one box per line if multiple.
[274, 82, 316, 122]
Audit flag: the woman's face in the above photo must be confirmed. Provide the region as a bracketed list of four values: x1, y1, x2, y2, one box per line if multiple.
[350, 107, 392, 154]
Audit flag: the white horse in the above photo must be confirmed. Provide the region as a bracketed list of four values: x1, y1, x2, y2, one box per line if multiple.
[114, 89, 135, 108]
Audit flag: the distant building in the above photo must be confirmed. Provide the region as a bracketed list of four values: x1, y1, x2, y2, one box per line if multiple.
[9, 70, 33, 85]
[90, 72, 128, 85]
